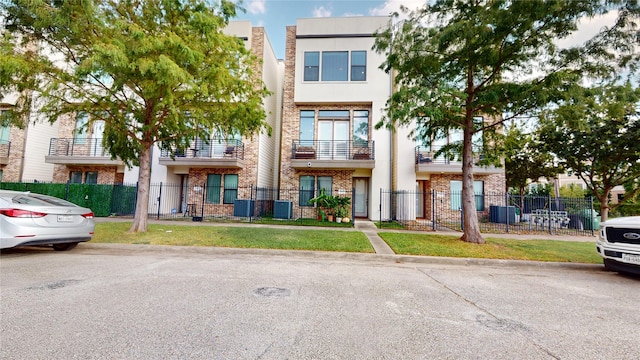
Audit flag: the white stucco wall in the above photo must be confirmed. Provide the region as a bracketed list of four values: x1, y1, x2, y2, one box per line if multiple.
[21, 97, 58, 182]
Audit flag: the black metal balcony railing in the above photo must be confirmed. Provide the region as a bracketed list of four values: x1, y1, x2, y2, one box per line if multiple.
[159, 138, 244, 160]
[292, 140, 375, 160]
[48, 138, 109, 157]
[415, 146, 484, 165]
[0, 140, 10, 158]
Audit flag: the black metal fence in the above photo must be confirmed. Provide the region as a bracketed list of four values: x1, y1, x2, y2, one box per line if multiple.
[0, 181, 355, 226]
[380, 189, 599, 236]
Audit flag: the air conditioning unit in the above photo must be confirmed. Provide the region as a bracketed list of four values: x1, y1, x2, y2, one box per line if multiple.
[273, 200, 293, 219]
[233, 199, 255, 217]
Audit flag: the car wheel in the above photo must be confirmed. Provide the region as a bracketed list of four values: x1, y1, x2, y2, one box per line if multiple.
[52, 242, 78, 251]
[603, 259, 614, 272]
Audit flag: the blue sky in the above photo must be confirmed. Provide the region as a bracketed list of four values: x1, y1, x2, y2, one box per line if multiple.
[233, 0, 424, 59]
[232, 0, 616, 61]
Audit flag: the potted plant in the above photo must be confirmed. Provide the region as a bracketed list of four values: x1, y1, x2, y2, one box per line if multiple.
[335, 196, 351, 223]
[324, 195, 339, 222]
[308, 189, 331, 221]
[335, 206, 347, 223]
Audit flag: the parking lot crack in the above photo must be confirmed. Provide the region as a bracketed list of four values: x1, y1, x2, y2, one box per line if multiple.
[415, 268, 561, 359]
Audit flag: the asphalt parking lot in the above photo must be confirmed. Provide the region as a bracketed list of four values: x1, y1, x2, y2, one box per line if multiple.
[1, 243, 638, 359]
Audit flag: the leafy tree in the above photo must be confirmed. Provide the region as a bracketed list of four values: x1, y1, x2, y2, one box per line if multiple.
[503, 123, 562, 199]
[0, 31, 38, 128]
[373, 0, 632, 243]
[2, 0, 271, 232]
[558, 184, 587, 199]
[538, 81, 640, 222]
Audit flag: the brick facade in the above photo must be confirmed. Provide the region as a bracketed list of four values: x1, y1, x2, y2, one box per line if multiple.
[1, 125, 26, 182]
[50, 111, 124, 184]
[279, 26, 369, 196]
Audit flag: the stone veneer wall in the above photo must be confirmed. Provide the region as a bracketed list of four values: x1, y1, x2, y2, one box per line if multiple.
[279, 26, 298, 190]
[53, 165, 120, 184]
[426, 173, 506, 220]
[50, 109, 122, 184]
[1, 125, 26, 182]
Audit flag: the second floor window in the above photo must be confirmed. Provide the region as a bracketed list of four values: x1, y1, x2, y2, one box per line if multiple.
[304, 52, 319, 81]
[303, 51, 367, 82]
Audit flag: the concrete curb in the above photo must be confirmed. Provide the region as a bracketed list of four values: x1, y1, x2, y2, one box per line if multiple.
[77, 242, 603, 273]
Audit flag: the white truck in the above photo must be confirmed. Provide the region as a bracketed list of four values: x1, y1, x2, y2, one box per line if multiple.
[597, 216, 640, 275]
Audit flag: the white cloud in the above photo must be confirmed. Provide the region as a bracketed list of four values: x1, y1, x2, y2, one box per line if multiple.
[556, 11, 618, 49]
[313, 5, 332, 18]
[246, 0, 266, 15]
[369, 0, 425, 17]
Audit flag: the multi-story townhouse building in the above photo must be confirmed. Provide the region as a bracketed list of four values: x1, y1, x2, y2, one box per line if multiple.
[44, 21, 282, 216]
[279, 16, 393, 221]
[1, 94, 58, 183]
[151, 21, 284, 215]
[397, 118, 506, 223]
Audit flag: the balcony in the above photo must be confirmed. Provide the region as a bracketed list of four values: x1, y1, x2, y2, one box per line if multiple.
[291, 140, 375, 170]
[45, 138, 124, 166]
[159, 139, 245, 169]
[415, 146, 502, 174]
[0, 140, 9, 165]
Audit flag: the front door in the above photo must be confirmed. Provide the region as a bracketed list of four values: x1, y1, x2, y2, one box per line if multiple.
[353, 178, 368, 218]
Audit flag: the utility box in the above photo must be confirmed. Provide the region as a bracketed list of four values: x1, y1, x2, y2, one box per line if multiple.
[273, 200, 293, 219]
[490, 205, 516, 223]
[233, 199, 255, 217]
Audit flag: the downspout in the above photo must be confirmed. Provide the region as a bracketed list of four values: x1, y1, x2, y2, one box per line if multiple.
[388, 20, 395, 221]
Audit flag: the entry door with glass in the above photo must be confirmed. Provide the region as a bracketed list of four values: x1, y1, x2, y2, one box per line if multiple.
[353, 178, 368, 218]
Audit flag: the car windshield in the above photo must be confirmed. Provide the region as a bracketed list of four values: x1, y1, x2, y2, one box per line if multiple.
[11, 194, 77, 207]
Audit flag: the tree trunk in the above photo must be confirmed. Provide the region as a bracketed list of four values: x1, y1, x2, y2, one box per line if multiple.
[598, 189, 610, 223]
[129, 144, 153, 233]
[460, 118, 485, 244]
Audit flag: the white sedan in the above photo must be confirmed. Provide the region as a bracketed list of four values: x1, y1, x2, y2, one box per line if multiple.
[0, 190, 95, 251]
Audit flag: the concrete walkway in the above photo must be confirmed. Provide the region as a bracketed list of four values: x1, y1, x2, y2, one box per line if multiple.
[354, 220, 396, 255]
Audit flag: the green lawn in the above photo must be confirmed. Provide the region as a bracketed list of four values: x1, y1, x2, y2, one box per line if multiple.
[93, 222, 374, 253]
[378, 232, 601, 263]
[92, 222, 601, 264]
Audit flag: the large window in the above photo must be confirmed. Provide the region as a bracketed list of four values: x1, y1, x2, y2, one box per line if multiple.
[0, 110, 10, 144]
[206, 174, 238, 204]
[351, 51, 367, 81]
[300, 176, 315, 206]
[318, 111, 349, 160]
[353, 110, 369, 146]
[450, 180, 484, 211]
[322, 51, 348, 81]
[69, 171, 97, 184]
[299, 111, 315, 146]
[299, 176, 332, 206]
[303, 51, 367, 82]
[0, 126, 9, 143]
[223, 174, 238, 204]
[74, 112, 88, 145]
[85, 172, 98, 184]
[303, 52, 319, 81]
[206, 174, 221, 204]
[298, 110, 370, 159]
[70, 172, 83, 184]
